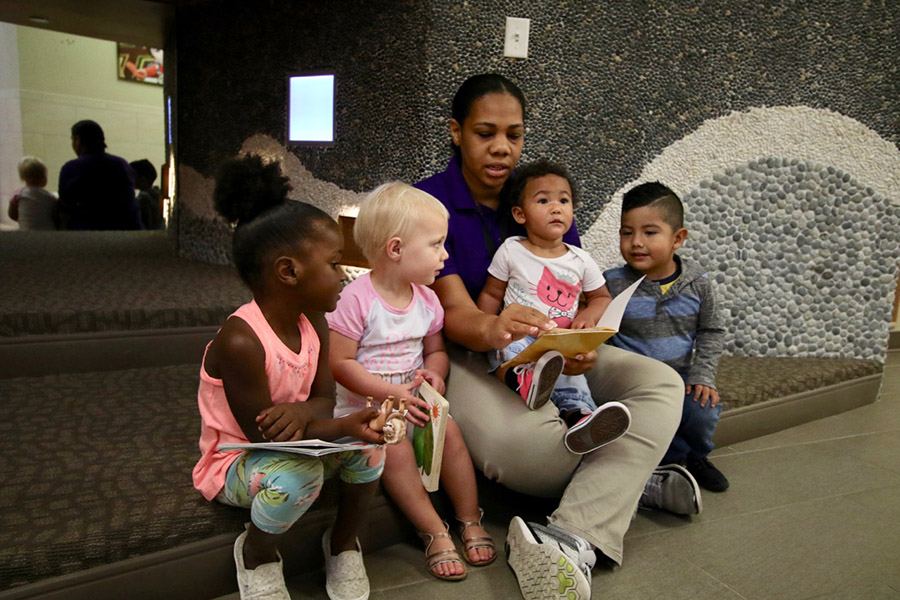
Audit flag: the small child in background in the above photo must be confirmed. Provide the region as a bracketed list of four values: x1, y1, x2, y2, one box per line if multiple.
[192, 155, 386, 600]
[130, 159, 163, 229]
[327, 182, 495, 582]
[605, 181, 729, 492]
[476, 159, 631, 455]
[8, 156, 57, 230]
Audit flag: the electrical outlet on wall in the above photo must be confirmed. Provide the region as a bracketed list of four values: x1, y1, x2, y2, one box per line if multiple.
[504, 17, 530, 58]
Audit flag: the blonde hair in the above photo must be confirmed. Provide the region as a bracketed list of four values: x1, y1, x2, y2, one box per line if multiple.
[18, 156, 48, 186]
[354, 182, 449, 262]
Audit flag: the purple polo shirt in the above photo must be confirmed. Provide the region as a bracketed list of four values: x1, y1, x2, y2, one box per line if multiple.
[58, 151, 142, 230]
[415, 155, 580, 301]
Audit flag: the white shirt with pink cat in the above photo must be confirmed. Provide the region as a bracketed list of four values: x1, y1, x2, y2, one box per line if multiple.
[488, 236, 605, 328]
[326, 272, 444, 417]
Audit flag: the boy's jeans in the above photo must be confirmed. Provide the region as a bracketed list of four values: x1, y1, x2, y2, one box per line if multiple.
[661, 391, 723, 464]
[489, 335, 597, 415]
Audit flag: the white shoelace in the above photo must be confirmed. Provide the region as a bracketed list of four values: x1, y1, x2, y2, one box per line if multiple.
[512, 363, 534, 392]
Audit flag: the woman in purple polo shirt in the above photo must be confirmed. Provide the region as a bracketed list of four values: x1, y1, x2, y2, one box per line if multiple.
[416, 74, 695, 600]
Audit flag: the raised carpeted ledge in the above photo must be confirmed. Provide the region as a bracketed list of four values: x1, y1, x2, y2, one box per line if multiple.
[716, 355, 882, 410]
[0, 231, 249, 337]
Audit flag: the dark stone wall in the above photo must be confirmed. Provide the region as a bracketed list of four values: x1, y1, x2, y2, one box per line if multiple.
[176, 0, 429, 191]
[172, 0, 899, 359]
[176, 0, 897, 220]
[421, 1, 898, 227]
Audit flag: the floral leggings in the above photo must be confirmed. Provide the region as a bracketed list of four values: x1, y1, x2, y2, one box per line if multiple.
[217, 447, 385, 534]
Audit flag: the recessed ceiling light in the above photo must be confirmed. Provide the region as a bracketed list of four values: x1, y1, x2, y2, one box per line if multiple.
[28, 16, 50, 24]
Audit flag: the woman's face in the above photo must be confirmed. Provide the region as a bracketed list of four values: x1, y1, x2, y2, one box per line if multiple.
[451, 92, 524, 202]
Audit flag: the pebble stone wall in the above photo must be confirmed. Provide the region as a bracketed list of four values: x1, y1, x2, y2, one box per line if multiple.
[173, 0, 899, 360]
[686, 158, 898, 361]
[583, 106, 900, 361]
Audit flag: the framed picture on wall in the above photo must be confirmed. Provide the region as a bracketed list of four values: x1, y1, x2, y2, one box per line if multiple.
[117, 43, 164, 86]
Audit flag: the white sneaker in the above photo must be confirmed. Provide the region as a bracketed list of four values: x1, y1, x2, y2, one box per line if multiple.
[564, 401, 631, 454]
[322, 527, 369, 600]
[639, 464, 702, 515]
[233, 530, 291, 600]
[506, 516, 593, 600]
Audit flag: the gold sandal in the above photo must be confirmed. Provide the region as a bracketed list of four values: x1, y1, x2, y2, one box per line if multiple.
[417, 522, 467, 581]
[455, 508, 497, 566]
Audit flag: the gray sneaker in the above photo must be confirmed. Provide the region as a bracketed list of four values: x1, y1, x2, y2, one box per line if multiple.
[506, 516, 594, 600]
[639, 464, 702, 515]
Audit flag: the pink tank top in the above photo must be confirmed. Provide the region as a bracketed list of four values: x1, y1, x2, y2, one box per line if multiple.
[192, 300, 320, 500]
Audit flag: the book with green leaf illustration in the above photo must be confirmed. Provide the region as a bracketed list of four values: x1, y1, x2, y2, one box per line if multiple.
[412, 381, 450, 492]
[500, 276, 645, 369]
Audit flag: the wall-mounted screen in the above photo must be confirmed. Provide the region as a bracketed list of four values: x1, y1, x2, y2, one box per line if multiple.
[287, 73, 335, 144]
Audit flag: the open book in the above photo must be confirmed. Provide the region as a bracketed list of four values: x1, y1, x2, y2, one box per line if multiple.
[412, 381, 451, 492]
[500, 276, 645, 369]
[218, 437, 379, 457]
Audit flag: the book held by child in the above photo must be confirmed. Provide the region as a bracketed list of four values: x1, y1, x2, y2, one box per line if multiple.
[501, 276, 644, 368]
[412, 381, 451, 492]
[218, 438, 379, 457]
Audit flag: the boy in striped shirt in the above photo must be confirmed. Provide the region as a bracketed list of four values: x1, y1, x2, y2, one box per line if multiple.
[604, 182, 729, 492]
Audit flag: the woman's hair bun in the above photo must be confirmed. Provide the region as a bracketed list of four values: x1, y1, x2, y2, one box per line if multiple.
[213, 154, 292, 225]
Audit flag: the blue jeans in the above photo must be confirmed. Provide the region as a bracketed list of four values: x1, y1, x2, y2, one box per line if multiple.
[489, 335, 596, 416]
[661, 392, 722, 464]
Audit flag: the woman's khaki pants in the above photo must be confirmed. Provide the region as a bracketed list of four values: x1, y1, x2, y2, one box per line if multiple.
[444, 342, 683, 565]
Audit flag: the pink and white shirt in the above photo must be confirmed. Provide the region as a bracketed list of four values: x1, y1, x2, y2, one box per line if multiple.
[326, 273, 444, 417]
[488, 236, 605, 328]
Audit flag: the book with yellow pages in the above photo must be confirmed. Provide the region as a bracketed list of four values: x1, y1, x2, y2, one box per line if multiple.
[500, 276, 645, 369]
[412, 381, 450, 492]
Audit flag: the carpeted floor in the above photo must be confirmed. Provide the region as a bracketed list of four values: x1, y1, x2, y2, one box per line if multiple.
[0, 364, 250, 590]
[0, 231, 250, 337]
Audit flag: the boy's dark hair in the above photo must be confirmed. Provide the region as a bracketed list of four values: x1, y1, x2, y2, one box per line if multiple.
[214, 154, 333, 289]
[502, 159, 580, 209]
[129, 159, 158, 186]
[71, 120, 106, 153]
[450, 73, 526, 157]
[621, 181, 684, 230]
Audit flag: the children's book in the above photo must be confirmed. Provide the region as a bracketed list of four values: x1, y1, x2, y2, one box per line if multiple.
[500, 276, 645, 369]
[412, 381, 450, 492]
[218, 437, 379, 457]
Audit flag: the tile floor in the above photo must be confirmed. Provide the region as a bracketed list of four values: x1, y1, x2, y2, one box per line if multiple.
[219, 349, 900, 600]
